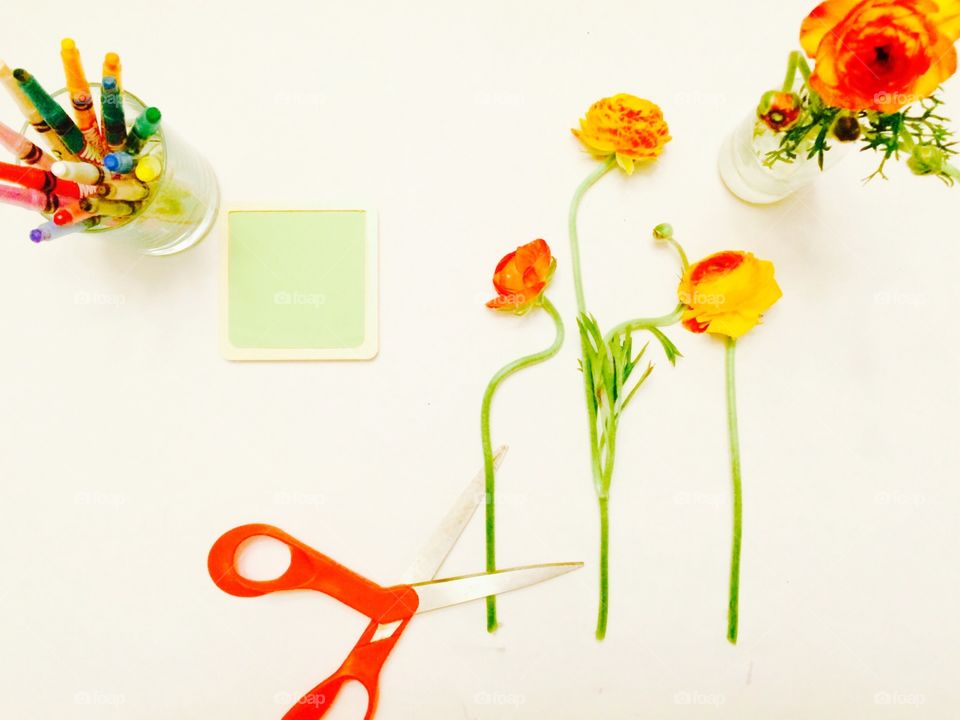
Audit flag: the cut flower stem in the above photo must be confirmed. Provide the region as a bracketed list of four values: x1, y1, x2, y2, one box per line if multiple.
[481, 296, 565, 632]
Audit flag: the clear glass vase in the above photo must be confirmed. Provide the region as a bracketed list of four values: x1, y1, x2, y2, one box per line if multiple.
[718, 110, 851, 204]
[23, 85, 218, 255]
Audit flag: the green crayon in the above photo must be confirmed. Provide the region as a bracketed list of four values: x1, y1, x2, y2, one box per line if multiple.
[13, 69, 87, 157]
[101, 76, 126, 149]
[124, 107, 161, 155]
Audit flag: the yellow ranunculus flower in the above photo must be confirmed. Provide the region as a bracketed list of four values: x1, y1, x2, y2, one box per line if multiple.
[572, 94, 671, 174]
[679, 251, 782, 338]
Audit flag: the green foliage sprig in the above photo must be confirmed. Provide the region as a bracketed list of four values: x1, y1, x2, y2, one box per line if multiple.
[761, 51, 960, 184]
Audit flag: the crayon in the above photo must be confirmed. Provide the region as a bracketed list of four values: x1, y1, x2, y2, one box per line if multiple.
[103, 53, 122, 91]
[79, 196, 137, 217]
[124, 107, 161, 155]
[96, 178, 149, 201]
[53, 200, 96, 226]
[30, 216, 99, 243]
[0, 119, 55, 170]
[0, 60, 73, 160]
[103, 151, 135, 174]
[0, 161, 82, 198]
[51, 160, 108, 185]
[13, 69, 98, 163]
[0, 184, 59, 212]
[60, 38, 107, 158]
[134, 154, 162, 182]
[100, 77, 126, 150]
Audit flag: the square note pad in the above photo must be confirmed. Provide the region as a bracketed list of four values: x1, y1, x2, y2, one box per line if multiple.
[221, 210, 378, 360]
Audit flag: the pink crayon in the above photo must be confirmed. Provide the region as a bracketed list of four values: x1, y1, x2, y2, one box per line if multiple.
[0, 183, 59, 212]
[0, 120, 55, 170]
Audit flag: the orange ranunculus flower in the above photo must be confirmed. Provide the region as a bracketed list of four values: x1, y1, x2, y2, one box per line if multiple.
[678, 251, 782, 338]
[572, 94, 671, 174]
[800, 0, 960, 113]
[486, 239, 556, 314]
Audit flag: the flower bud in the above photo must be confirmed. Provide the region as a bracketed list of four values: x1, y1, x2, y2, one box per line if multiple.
[832, 115, 861, 142]
[757, 91, 802, 132]
[907, 145, 946, 176]
[653, 223, 674, 241]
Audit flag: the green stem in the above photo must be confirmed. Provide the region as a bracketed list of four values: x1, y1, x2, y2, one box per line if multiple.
[569, 157, 617, 313]
[604, 305, 684, 347]
[782, 51, 800, 92]
[796, 54, 812, 83]
[596, 495, 610, 640]
[725, 337, 742, 644]
[898, 125, 916, 152]
[481, 296, 565, 633]
[945, 162, 960, 182]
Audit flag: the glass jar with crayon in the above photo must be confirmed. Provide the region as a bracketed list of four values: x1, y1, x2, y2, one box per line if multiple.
[0, 41, 218, 255]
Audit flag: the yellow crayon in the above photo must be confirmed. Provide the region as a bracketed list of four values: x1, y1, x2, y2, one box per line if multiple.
[0, 60, 74, 160]
[80, 196, 138, 217]
[102, 53, 122, 92]
[134, 154, 162, 182]
[96, 178, 149, 201]
[60, 39, 107, 158]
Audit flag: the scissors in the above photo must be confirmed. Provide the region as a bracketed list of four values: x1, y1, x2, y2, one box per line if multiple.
[208, 447, 582, 720]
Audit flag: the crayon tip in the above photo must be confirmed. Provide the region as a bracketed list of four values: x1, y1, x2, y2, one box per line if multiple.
[53, 209, 72, 225]
[29, 228, 44, 243]
[105, 52, 119, 64]
[145, 107, 161, 123]
[12, 68, 30, 83]
[61, 38, 77, 51]
[51, 161, 67, 178]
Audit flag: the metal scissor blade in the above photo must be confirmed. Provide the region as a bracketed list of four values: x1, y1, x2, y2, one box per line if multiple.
[398, 446, 508, 584]
[410, 562, 583, 614]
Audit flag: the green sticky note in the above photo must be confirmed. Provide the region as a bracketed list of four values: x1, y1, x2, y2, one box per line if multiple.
[221, 210, 378, 360]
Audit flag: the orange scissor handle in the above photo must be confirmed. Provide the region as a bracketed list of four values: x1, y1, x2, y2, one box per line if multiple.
[280, 617, 413, 720]
[207, 524, 420, 624]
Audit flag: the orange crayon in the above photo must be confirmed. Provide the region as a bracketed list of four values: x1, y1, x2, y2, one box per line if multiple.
[102, 52, 122, 92]
[60, 38, 107, 158]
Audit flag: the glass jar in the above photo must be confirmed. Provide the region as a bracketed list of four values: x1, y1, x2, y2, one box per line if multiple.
[23, 85, 218, 255]
[718, 109, 851, 204]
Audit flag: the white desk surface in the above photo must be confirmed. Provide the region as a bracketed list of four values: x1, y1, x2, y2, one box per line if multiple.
[1, 1, 958, 718]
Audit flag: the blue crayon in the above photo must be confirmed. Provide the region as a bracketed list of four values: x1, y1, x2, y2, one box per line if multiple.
[30, 216, 99, 243]
[104, 151, 135, 173]
[101, 76, 126, 149]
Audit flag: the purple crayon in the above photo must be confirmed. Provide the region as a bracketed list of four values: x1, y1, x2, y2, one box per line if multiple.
[30, 216, 99, 242]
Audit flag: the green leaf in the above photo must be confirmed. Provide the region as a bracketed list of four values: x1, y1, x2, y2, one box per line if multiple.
[646, 327, 682, 366]
[620, 362, 654, 414]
